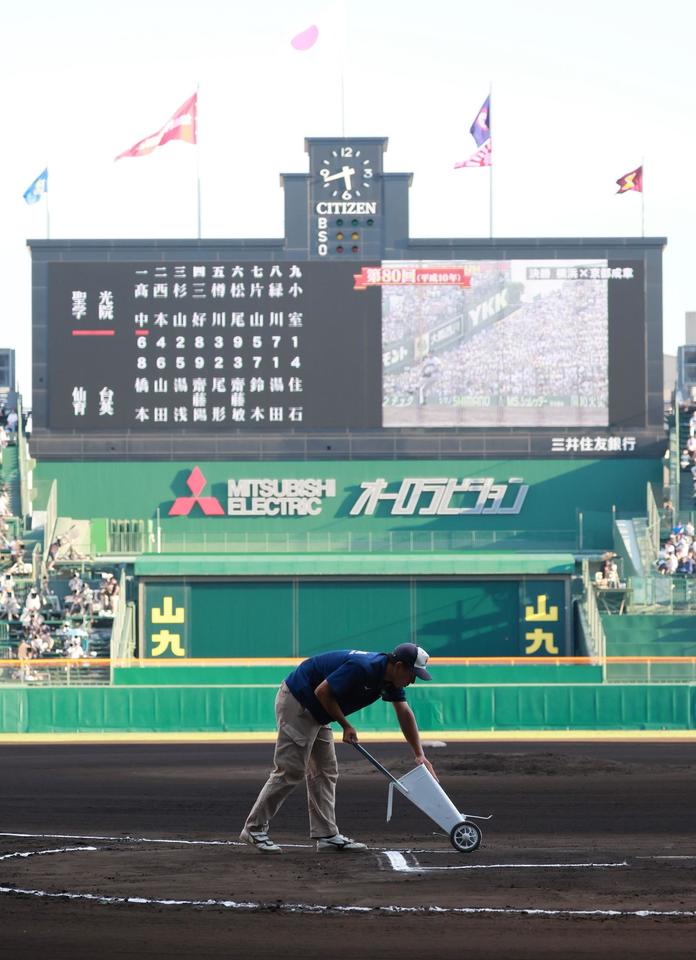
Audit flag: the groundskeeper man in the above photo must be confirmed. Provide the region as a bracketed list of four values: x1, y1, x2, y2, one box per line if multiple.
[240, 643, 436, 853]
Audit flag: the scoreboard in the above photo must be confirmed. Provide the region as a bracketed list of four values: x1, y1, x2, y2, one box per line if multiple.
[47, 261, 381, 431]
[29, 134, 666, 459]
[44, 254, 649, 438]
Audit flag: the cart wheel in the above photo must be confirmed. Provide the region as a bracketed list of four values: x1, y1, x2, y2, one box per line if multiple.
[450, 820, 482, 853]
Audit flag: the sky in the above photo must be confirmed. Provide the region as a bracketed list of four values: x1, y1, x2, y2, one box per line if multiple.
[3, 0, 694, 397]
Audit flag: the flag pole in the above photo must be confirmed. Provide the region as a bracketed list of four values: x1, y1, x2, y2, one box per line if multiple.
[488, 81, 493, 239]
[45, 184, 51, 240]
[641, 155, 645, 238]
[339, 0, 347, 136]
[195, 82, 201, 239]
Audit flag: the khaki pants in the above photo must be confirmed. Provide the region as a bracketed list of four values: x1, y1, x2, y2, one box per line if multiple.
[243, 682, 339, 838]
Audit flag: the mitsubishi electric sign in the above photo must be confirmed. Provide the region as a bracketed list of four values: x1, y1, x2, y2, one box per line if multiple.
[167, 468, 528, 518]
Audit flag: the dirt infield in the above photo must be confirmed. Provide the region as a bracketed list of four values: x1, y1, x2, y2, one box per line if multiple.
[1, 740, 695, 959]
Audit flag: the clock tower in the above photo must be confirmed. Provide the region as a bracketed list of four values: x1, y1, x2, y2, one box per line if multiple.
[307, 137, 385, 260]
[281, 136, 407, 261]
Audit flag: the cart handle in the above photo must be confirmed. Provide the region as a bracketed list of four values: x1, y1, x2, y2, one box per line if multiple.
[351, 741, 408, 792]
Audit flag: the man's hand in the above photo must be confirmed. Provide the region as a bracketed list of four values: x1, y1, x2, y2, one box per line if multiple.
[342, 724, 358, 743]
[414, 753, 438, 781]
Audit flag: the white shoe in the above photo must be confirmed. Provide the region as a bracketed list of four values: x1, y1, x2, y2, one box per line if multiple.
[316, 833, 367, 851]
[239, 827, 282, 853]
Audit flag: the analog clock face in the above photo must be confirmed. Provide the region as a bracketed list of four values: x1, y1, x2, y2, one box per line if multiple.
[318, 147, 374, 200]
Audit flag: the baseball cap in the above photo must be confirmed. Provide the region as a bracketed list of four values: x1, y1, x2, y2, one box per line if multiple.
[391, 643, 432, 681]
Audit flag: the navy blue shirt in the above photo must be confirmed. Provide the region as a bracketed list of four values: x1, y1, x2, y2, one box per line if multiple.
[285, 649, 407, 724]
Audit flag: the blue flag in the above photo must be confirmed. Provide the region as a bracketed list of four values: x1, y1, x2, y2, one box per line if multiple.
[23, 168, 48, 205]
[469, 97, 491, 147]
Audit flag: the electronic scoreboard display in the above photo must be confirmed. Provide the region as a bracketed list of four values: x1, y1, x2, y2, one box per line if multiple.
[47, 261, 382, 431]
[45, 256, 646, 435]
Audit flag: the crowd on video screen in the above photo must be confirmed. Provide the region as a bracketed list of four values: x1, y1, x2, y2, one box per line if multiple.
[382, 261, 609, 425]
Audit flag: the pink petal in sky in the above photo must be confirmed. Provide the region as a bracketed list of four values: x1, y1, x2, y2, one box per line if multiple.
[291, 24, 319, 51]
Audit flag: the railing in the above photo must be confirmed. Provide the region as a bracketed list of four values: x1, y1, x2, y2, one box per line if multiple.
[580, 559, 607, 677]
[0, 657, 111, 687]
[104, 526, 580, 555]
[109, 573, 136, 676]
[42, 479, 58, 567]
[30, 542, 42, 581]
[646, 481, 661, 557]
[627, 575, 696, 614]
[16, 395, 34, 525]
[668, 404, 680, 508]
[604, 657, 696, 683]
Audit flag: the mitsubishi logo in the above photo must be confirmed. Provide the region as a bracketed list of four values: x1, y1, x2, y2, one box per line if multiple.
[169, 466, 225, 516]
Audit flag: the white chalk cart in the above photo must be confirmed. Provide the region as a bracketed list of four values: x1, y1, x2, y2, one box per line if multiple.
[353, 742, 492, 853]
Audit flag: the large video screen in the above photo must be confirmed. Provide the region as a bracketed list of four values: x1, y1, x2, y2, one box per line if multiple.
[44, 256, 644, 433]
[382, 259, 618, 428]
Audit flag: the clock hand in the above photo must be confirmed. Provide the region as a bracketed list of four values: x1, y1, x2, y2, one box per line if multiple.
[322, 165, 356, 186]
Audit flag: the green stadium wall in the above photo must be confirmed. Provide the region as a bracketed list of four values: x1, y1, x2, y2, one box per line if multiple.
[1, 683, 693, 734]
[34, 458, 661, 550]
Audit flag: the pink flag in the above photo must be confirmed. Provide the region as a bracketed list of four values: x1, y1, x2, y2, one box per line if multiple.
[115, 93, 197, 161]
[291, 24, 319, 50]
[454, 140, 492, 169]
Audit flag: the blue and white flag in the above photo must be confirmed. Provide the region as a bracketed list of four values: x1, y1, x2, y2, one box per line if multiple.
[23, 168, 48, 205]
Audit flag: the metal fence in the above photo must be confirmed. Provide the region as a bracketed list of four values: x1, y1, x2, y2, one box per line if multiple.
[626, 575, 696, 614]
[105, 527, 580, 555]
[16, 394, 34, 525]
[42, 479, 58, 567]
[0, 657, 111, 687]
[109, 573, 136, 676]
[604, 657, 696, 683]
[646, 481, 662, 557]
[580, 559, 607, 677]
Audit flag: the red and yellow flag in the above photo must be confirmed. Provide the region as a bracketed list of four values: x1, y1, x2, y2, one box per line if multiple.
[616, 166, 643, 194]
[115, 93, 197, 160]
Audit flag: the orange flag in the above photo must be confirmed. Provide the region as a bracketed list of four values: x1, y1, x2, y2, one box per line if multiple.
[115, 93, 197, 160]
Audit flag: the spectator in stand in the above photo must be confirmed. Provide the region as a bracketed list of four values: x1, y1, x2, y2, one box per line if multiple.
[0, 588, 20, 619]
[100, 574, 120, 614]
[689, 410, 696, 438]
[605, 561, 621, 589]
[64, 631, 86, 658]
[27, 613, 47, 654]
[46, 537, 62, 571]
[66, 587, 85, 618]
[34, 624, 54, 655]
[17, 636, 36, 682]
[0, 519, 10, 555]
[22, 588, 42, 618]
[9, 538, 24, 564]
[0, 425, 8, 451]
[656, 524, 696, 577]
[68, 571, 83, 594]
[5, 409, 18, 438]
